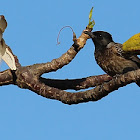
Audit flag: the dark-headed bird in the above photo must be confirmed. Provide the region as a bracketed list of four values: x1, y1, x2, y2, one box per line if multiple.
[84, 31, 140, 86]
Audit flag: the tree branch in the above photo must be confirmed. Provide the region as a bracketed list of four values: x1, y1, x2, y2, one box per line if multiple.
[39, 74, 112, 90]
[0, 25, 139, 105]
[31, 28, 92, 76]
[36, 69, 140, 104]
[15, 69, 140, 105]
[0, 70, 14, 85]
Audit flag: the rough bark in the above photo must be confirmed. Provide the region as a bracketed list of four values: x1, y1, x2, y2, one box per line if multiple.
[0, 27, 140, 105]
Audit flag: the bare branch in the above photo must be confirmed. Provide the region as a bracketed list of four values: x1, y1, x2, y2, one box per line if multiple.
[0, 70, 14, 85]
[30, 28, 92, 76]
[16, 69, 140, 105]
[0, 21, 139, 105]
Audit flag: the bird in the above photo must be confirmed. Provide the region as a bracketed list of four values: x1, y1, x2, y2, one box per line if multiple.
[84, 31, 140, 86]
[0, 15, 16, 70]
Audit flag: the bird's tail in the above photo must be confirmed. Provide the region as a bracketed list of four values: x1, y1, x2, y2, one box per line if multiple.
[136, 81, 140, 87]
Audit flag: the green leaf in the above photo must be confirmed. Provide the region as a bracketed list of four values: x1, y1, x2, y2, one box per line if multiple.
[89, 7, 93, 22]
[87, 7, 95, 29]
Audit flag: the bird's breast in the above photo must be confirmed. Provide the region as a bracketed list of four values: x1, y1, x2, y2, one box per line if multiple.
[95, 47, 139, 76]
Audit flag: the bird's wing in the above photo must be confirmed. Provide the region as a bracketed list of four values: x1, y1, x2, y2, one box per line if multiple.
[112, 43, 140, 68]
[127, 55, 140, 68]
[111, 43, 124, 56]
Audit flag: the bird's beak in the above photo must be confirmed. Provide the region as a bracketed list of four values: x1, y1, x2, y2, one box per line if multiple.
[84, 31, 95, 38]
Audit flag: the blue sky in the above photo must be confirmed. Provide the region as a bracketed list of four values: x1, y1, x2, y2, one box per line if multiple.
[0, 0, 140, 140]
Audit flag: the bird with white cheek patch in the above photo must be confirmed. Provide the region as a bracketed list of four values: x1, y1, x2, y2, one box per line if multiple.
[84, 31, 140, 87]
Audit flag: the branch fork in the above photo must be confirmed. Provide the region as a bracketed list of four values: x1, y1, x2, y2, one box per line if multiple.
[0, 14, 140, 105]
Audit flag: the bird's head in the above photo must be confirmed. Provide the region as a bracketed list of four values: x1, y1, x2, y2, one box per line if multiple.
[84, 31, 114, 49]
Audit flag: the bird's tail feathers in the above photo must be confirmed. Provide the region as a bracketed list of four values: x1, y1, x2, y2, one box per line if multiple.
[136, 81, 140, 87]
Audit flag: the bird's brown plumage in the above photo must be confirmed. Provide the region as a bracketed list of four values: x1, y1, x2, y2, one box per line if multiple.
[95, 42, 140, 76]
[84, 31, 140, 86]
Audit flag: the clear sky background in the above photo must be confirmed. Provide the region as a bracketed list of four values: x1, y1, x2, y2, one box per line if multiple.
[0, 0, 140, 140]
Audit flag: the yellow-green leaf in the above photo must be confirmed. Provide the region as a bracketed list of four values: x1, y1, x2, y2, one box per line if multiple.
[87, 7, 95, 29]
[89, 7, 93, 22]
[122, 33, 140, 52]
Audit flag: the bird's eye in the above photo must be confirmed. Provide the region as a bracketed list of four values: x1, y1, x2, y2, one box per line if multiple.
[97, 34, 103, 39]
[99, 34, 102, 38]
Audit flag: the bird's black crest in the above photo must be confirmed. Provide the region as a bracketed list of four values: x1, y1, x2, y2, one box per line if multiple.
[90, 31, 114, 48]
[93, 31, 113, 41]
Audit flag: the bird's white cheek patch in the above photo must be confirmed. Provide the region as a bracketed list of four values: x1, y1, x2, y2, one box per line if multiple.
[106, 42, 115, 49]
